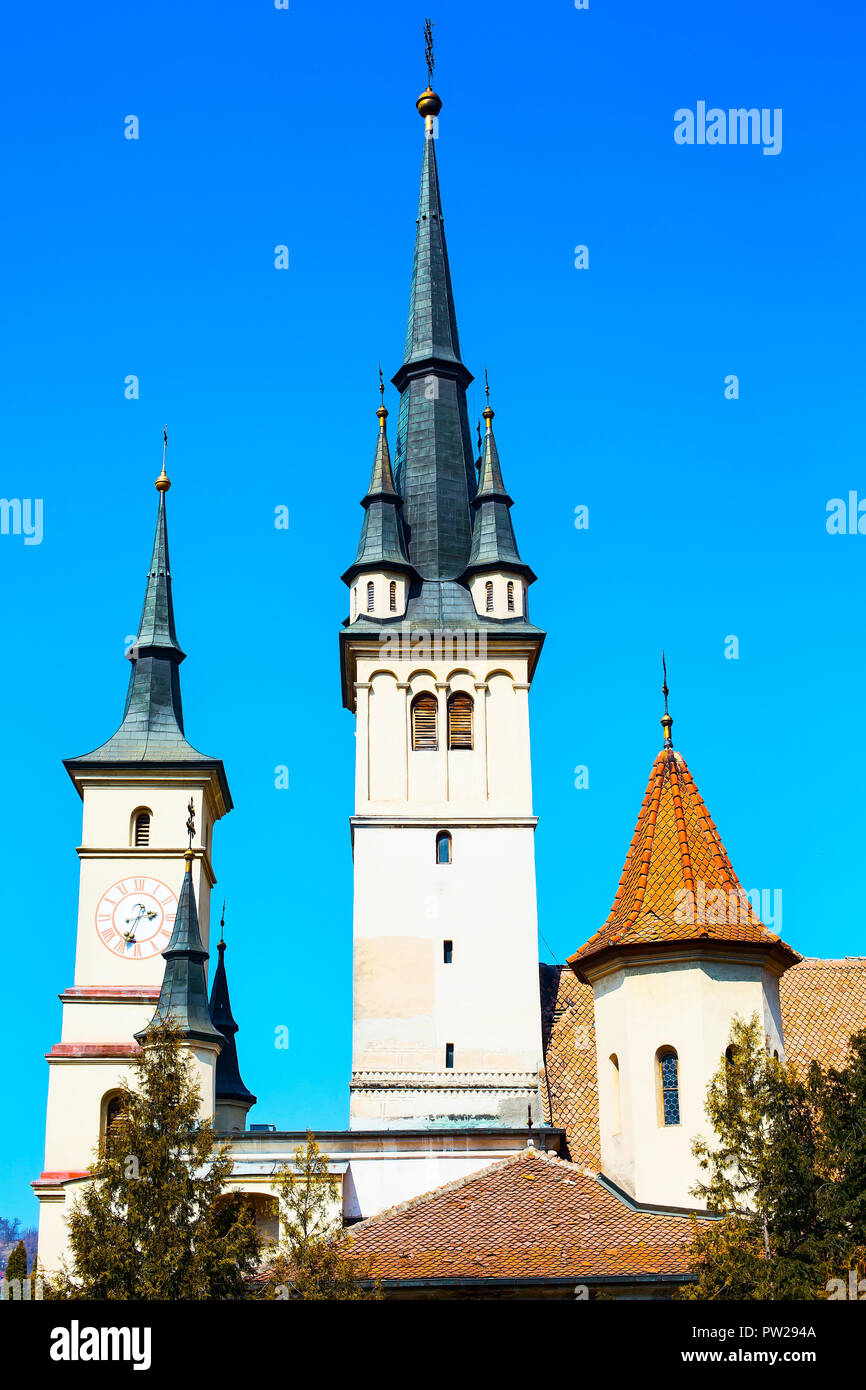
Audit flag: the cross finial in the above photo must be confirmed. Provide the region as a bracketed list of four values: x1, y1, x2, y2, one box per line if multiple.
[424, 17, 435, 84]
[186, 797, 196, 848]
[156, 424, 171, 492]
[661, 652, 674, 749]
[220, 900, 225, 944]
[484, 366, 490, 401]
[378, 362, 385, 402]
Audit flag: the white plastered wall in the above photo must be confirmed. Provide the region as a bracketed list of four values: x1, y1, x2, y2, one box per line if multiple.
[349, 639, 543, 1128]
[588, 949, 787, 1209]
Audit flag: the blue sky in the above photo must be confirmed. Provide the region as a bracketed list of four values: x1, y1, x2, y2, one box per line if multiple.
[1, 0, 863, 1222]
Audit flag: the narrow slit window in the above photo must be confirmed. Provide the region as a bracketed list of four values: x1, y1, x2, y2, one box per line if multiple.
[658, 1049, 680, 1126]
[507, 580, 515, 612]
[389, 580, 397, 612]
[436, 831, 452, 865]
[610, 1053, 621, 1134]
[134, 811, 151, 847]
[485, 580, 494, 613]
[411, 694, 438, 750]
[445, 1043, 454, 1069]
[443, 940, 453, 964]
[366, 580, 375, 613]
[447, 692, 473, 749]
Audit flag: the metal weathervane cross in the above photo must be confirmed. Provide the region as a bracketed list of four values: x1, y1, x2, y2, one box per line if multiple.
[662, 652, 670, 715]
[186, 798, 196, 848]
[424, 18, 435, 84]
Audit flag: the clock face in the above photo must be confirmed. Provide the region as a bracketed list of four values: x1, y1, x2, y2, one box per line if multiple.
[95, 876, 178, 961]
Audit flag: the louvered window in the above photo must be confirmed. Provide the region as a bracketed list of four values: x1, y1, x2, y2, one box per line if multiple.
[366, 581, 375, 613]
[389, 580, 397, 612]
[507, 581, 515, 612]
[447, 692, 473, 749]
[134, 812, 151, 847]
[411, 694, 438, 750]
[485, 580, 494, 612]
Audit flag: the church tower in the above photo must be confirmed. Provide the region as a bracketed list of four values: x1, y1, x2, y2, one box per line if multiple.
[340, 79, 546, 1129]
[568, 699, 800, 1209]
[34, 445, 232, 1269]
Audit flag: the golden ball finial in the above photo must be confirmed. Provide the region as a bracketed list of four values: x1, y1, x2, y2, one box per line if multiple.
[376, 404, 388, 428]
[416, 86, 442, 120]
[483, 404, 495, 431]
[156, 425, 171, 491]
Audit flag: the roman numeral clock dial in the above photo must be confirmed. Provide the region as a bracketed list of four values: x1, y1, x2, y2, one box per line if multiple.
[95, 877, 178, 960]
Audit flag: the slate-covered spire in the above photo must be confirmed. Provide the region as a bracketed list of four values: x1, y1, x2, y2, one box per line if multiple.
[391, 85, 477, 581]
[135, 849, 225, 1048]
[341, 387, 414, 584]
[463, 396, 535, 583]
[64, 439, 231, 806]
[208, 916, 257, 1110]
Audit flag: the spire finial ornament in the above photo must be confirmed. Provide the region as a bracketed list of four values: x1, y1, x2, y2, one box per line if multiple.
[416, 18, 442, 130]
[482, 367, 494, 430]
[155, 425, 171, 492]
[377, 362, 388, 428]
[186, 797, 196, 849]
[220, 900, 226, 944]
[661, 652, 673, 749]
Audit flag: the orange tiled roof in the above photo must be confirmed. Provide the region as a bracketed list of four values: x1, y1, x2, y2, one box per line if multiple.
[347, 1148, 692, 1284]
[539, 964, 600, 1168]
[780, 958, 866, 1073]
[569, 739, 799, 973]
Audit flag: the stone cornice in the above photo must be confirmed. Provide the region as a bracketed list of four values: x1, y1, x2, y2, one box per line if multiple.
[75, 845, 217, 888]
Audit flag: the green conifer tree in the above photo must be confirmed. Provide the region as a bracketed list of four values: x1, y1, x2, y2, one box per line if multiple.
[46, 1014, 259, 1300]
[4, 1239, 27, 1285]
[259, 1133, 379, 1300]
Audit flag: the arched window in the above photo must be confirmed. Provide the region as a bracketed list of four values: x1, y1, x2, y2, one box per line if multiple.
[657, 1048, 680, 1126]
[411, 694, 438, 750]
[389, 580, 397, 612]
[366, 580, 375, 613]
[507, 580, 515, 613]
[132, 810, 151, 847]
[485, 580, 494, 613]
[447, 692, 473, 749]
[102, 1092, 128, 1148]
[609, 1053, 621, 1134]
[436, 831, 452, 864]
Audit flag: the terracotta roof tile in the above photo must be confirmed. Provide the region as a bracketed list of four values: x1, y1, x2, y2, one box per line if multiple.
[539, 964, 599, 1168]
[569, 742, 799, 971]
[348, 1148, 692, 1283]
[780, 958, 866, 1073]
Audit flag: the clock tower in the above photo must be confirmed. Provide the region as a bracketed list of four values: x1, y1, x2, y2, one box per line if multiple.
[34, 448, 232, 1270]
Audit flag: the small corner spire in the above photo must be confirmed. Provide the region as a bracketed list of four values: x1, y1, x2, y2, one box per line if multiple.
[661, 652, 673, 749]
[156, 425, 171, 492]
[416, 18, 442, 132]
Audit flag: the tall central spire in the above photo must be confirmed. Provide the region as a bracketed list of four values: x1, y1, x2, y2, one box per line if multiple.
[391, 84, 477, 581]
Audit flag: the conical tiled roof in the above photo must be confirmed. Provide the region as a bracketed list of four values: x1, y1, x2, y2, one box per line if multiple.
[569, 721, 799, 976]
